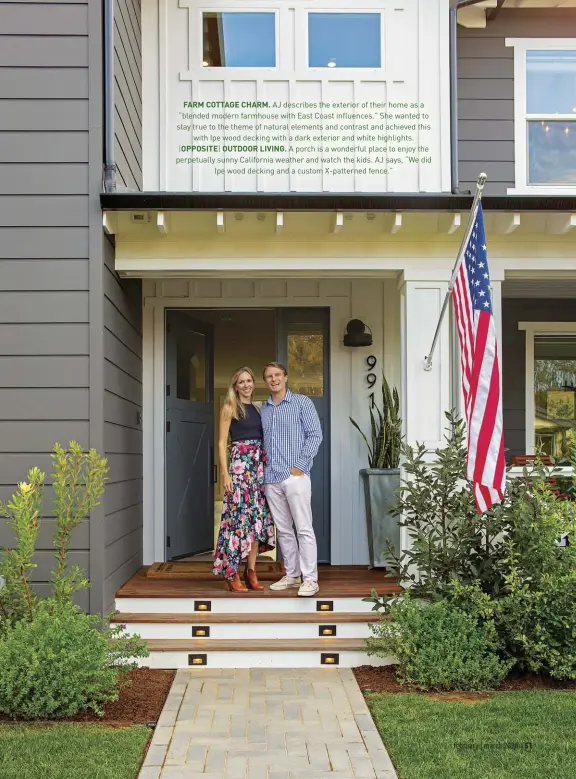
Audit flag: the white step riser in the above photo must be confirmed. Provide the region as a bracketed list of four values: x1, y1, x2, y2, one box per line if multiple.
[120, 623, 374, 640]
[138, 651, 393, 670]
[115, 597, 377, 615]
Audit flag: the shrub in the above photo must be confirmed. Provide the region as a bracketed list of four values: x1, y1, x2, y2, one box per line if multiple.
[0, 602, 148, 719]
[367, 594, 513, 691]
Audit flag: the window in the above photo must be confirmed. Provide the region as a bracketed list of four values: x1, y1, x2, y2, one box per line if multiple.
[520, 323, 576, 461]
[533, 336, 576, 462]
[508, 39, 576, 192]
[308, 12, 381, 69]
[202, 12, 276, 68]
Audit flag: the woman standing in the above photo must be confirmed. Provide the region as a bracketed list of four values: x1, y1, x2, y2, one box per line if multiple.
[213, 367, 275, 591]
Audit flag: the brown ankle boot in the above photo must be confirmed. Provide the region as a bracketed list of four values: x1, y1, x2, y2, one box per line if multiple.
[244, 568, 264, 591]
[226, 573, 248, 592]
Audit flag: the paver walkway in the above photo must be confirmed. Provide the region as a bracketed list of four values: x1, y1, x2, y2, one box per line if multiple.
[139, 668, 398, 779]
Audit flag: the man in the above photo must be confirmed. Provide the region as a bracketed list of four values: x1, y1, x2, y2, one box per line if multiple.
[260, 362, 323, 597]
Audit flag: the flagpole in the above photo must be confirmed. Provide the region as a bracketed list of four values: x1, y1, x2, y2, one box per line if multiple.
[423, 172, 487, 372]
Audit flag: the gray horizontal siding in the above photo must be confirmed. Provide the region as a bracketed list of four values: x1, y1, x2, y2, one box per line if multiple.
[0, 0, 93, 605]
[457, 9, 576, 194]
[503, 299, 576, 461]
[103, 238, 143, 613]
[114, 0, 142, 190]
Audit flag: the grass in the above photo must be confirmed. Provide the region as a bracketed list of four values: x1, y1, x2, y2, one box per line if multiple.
[368, 691, 576, 779]
[0, 723, 151, 779]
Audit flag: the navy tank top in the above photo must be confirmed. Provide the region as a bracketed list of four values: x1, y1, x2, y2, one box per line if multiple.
[229, 403, 263, 442]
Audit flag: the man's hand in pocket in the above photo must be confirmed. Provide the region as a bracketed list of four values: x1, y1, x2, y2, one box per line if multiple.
[290, 467, 305, 477]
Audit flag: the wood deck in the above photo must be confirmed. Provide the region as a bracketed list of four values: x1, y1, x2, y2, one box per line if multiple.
[116, 565, 402, 599]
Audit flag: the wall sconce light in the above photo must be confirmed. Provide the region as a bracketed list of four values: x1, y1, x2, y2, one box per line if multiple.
[321, 653, 340, 665]
[343, 319, 373, 348]
[316, 601, 334, 612]
[194, 601, 211, 612]
[188, 654, 208, 666]
[319, 625, 337, 637]
[192, 626, 210, 637]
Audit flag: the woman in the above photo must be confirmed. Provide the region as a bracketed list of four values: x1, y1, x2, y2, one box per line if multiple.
[213, 367, 275, 591]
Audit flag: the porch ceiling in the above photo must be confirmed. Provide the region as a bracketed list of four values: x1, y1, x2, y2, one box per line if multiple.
[503, 277, 576, 298]
[458, 0, 576, 28]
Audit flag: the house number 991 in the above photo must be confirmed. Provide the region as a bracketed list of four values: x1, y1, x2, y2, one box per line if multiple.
[367, 355, 377, 406]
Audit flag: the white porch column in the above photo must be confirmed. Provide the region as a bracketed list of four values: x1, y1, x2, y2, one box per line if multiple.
[490, 270, 505, 395]
[399, 270, 452, 450]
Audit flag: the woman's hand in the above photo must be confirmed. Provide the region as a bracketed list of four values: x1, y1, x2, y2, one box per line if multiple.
[222, 473, 233, 494]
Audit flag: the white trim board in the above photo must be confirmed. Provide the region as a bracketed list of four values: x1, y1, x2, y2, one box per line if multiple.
[518, 321, 576, 454]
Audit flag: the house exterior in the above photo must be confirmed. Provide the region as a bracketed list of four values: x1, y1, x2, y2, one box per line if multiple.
[1, 0, 575, 617]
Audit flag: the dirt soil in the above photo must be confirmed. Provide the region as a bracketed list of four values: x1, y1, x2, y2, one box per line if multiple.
[353, 664, 576, 696]
[71, 668, 175, 725]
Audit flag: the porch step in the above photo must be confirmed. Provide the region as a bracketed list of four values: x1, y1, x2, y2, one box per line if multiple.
[112, 612, 382, 623]
[115, 596, 379, 614]
[137, 638, 392, 669]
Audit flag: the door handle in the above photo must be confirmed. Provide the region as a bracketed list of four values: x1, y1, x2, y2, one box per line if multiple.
[213, 464, 218, 484]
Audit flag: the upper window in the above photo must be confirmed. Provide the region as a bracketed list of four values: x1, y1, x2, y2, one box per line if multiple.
[526, 50, 576, 186]
[308, 12, 381, 69]
[202, 12, 276, 68]
[508, 39, 576, 192]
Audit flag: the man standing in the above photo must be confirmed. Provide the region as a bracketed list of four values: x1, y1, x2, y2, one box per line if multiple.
[260, 362, 323, 597]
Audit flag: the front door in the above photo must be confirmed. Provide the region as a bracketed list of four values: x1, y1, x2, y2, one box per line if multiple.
[165, 310, 214, 559]
[277, 309, 330, 563]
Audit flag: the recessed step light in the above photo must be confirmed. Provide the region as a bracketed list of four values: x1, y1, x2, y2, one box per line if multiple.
[194, 601, 211, 612]
[321, 653, 340, 665]
[192, 626, 210, 637]
[188, 654, 207, 666]
[319, 625, 337, 637]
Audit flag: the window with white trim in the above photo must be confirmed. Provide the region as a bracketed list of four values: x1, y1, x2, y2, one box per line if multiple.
[507, 39, 576, 193]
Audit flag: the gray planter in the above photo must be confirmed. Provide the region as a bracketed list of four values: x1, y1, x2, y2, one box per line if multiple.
[360, 468, 401, 569]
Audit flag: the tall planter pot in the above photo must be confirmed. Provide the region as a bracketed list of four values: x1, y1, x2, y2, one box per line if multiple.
[360, 468, 401, 569]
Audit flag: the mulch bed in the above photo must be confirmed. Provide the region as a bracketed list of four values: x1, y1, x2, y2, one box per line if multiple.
[0, 668, 175, 726]
[353, 664, 576, 695]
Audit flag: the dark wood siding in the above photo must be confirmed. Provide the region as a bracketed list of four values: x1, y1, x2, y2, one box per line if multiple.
[102, 238, 143, 614]
[114, 0, 142, 190]
[0, 0, 90, 610]
[457, 9, 576, 195]
[503, 299, 576, 461]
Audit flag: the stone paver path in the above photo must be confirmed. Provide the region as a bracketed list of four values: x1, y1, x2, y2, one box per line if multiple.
[139, 668, 398, 779]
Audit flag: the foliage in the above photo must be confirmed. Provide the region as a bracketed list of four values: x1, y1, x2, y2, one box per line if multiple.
[350, 373, 402, 469]
[0, 472, 45, 626]
[0, 442, 109, 628]
[0, 723, 151, 779]
[0, 602, 148, 720]
[50, 442, 108, 604]
[367, 593, 512, 691]
[367, 692, 576, 779]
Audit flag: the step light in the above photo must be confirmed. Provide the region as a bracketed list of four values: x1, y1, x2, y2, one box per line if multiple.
[319, 625, 337, 637]
[316, 601, 334, 612]
[194, 601, 211, 612]
[192, 626, 210, 637]
[188, 654, 207, 666]
[321, 653, 340, 665]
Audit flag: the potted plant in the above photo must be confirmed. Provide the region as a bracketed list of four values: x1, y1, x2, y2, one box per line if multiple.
[350, 374, 402, 569]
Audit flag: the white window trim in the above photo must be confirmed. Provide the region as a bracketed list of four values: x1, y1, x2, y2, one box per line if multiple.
[518, 321, 576, 455]
[296, 8, 386, 78]
[506, 38, 576, 196]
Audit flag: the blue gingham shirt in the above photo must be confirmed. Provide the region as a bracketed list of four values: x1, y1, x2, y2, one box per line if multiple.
[261, 390, 323, 484]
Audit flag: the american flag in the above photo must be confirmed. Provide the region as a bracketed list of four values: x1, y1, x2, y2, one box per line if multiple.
[452, 202, 505, 512]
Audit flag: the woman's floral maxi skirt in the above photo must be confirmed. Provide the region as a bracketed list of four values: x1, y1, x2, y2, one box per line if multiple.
[213, 439, 275, 581]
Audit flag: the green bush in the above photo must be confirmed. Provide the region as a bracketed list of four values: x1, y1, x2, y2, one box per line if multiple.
[0, 602, 148, 720]
[367, 594, 513, 691]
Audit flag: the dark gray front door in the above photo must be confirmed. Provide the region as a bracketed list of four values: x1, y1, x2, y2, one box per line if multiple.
[277, 308, 330, 563]
[165, 311, 214, 559]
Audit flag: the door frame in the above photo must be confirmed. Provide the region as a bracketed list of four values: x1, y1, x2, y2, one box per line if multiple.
[143, 294, 356, 566]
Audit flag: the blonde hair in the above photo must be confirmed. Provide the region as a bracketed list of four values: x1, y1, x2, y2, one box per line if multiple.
[225, 367, 256, 420]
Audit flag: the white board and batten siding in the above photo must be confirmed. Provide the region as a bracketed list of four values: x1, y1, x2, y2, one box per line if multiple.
[143, 0, 450, 192]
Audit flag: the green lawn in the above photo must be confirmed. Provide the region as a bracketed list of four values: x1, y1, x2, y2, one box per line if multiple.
[368, 691, 576, 779]
[0, 723, 150, 779]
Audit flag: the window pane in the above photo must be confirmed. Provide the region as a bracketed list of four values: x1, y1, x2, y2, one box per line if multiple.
[528, 120, 576, 184]
[527, 50, 576, 115]
[202, 12, 275, 67]
[534, 336, 576, 463]
[177, 330, 206, 401]
[288, 333, 324, 396]
[308, 13, 381, 68]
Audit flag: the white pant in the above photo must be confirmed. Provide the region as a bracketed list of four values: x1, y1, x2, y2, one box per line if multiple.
[265, 474, 318, 582]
